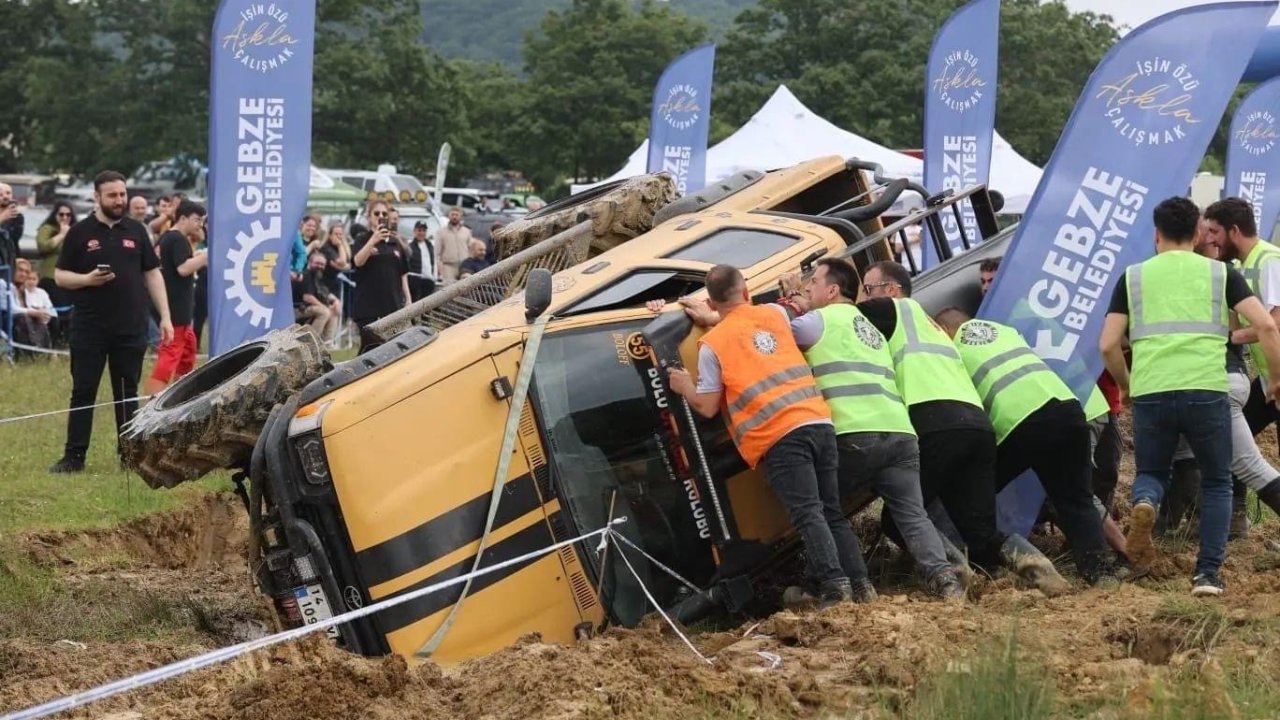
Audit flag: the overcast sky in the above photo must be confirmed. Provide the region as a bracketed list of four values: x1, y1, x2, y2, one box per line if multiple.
[1062, 0, 1280, 31]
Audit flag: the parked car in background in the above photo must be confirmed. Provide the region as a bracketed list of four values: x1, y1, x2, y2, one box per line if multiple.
[0, 174, 58, 207]
[324, 166, 433, 206]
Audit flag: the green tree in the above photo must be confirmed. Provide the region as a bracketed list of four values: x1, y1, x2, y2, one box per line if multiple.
[519, 0, 710, 188]
[311, 0, 468, 177]
[715, 0, 1119, 165]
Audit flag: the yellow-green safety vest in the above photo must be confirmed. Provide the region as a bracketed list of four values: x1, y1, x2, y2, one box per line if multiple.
[1240, 240, 1280, 378]
[952, 319, 1076, 443]
[1126, 251, 1229, 397]
[803, 303, 915, 436]
[885, 298, 983, 409]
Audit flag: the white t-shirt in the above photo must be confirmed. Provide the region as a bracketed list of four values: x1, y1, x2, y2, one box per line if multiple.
[1258, 254, 1280, 311]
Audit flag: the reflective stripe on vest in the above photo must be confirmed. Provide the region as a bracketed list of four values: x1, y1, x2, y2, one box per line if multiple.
[732, 385, 824, 444]
[803, 303, 915, 436]
[1126, 251, 1231, 397]
[1128, 261, 1228, 339]
[884, 298, 983, 409]
[970, 346, 1040, 389]
[952, 319, 1075, 443]
[727, 364, 813, 416]
[892, 300, 963, 365]
[700, 303, 831, 468]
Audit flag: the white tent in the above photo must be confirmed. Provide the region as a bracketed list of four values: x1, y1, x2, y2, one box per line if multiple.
[988, 131, 1042, 216]
[571, 84, 1043, 215]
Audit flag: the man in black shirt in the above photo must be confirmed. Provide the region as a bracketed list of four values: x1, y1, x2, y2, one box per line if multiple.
[857, 261, 1070, 591]
[407, 221, 436, 301]
[143, 200, 206, 396]
[459, 239, 492, 278]
[352, 202, 410, 354]
[50, 170, 173, 473]
[295, 250, 341, 342]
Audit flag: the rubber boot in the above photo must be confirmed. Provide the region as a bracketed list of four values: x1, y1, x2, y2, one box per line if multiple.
[937, 530, 975, 586]
[1000, 535, 1071, 597]
[1229, 477, 1250, 540]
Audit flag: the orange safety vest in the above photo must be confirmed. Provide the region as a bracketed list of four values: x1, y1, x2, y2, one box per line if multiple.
[699, 304, 830, 468]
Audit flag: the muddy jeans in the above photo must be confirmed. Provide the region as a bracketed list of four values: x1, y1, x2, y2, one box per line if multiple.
[762, 424, 868, 586]
[837, 432, 951, 581]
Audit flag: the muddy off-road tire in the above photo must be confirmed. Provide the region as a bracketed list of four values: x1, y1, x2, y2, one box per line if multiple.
[492, 174, 677, 260]
[121, 326, 331, 489]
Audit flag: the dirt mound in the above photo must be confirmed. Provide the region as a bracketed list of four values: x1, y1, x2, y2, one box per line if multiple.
[20, 492, 247, 571]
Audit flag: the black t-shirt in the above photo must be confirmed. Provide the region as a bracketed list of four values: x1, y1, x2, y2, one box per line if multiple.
[352, 236, 409, 322]
[300, 269, 334, 306]
[856, 297, 992, 435]
[459, 257, 491, 276]
[56, 214, 158, 336]
[157, 230, 194, 326]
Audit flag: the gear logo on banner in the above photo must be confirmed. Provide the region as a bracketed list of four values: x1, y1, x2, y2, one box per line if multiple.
[931, 49, 988, 114]
[223, 218, 282, 328]
[1096, 58, 1201, 147]
[220, 2, 299, 73]
[658, 83, 703, 131]
[1235, 110, 1279, 157]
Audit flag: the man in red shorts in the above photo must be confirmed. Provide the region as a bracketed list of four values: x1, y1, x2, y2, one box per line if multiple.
[144, 199, 207, 395]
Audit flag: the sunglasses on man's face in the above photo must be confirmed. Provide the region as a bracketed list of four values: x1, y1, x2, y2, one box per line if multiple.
[373, 211, 388, 218]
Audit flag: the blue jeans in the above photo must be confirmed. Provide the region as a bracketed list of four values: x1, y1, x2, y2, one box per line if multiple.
[1131, 390, 1232, 576]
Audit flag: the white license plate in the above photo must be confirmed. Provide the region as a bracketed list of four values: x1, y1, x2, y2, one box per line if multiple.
[294, 583, 340, 638]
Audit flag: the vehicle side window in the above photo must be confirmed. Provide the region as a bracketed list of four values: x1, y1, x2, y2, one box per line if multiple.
[559, 271, 705, 316]
[664, 228, 799, 267]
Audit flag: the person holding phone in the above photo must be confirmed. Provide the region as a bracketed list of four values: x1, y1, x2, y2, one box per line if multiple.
[49, 170, 174, 474]
[351, 200, 410, 355]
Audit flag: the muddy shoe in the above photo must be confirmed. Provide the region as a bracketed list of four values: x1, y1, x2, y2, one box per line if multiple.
[928, 571, 967, 602]
[1229, 505, 1250, 540]
[938, 533, 975, 586]
[782, 585, 818, 610]
[817, 578, 854, 609]
[1000, 535, 1070, 597]
[1126, 501, 1158, 571]
[850, 577, 877, 604]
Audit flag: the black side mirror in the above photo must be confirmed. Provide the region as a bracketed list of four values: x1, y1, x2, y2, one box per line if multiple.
[525, 268, 553, 322]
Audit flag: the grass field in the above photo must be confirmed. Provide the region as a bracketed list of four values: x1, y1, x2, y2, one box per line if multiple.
[0, 355, 232, 538]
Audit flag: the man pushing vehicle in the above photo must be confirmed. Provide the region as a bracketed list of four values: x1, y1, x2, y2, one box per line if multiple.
[665, 264, 867, 608]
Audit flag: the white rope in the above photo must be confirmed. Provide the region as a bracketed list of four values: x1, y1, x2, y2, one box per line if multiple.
[608, 528, 714, 665]
[0, 395, 152, 426]
[608, 528, 703, 595]
[0, 517, 629, 720]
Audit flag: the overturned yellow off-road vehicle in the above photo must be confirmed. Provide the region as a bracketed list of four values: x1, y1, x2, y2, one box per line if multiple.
[121, 157, 1007, 665]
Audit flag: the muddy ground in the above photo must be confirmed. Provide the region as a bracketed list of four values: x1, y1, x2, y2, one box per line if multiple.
[3, 425, 1280, 719]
